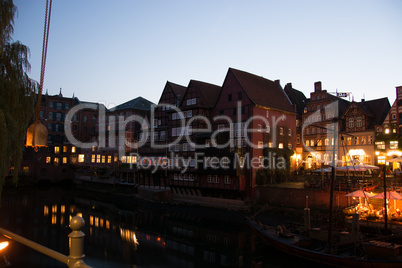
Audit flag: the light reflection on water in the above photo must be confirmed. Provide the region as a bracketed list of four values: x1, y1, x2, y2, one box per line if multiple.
[0, 187, 318, 268]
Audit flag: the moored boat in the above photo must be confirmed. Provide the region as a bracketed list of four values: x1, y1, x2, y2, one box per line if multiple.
[246, 216, 402, 268]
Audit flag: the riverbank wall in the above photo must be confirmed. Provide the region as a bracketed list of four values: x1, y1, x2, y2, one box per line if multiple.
[256, 185, 350, 209]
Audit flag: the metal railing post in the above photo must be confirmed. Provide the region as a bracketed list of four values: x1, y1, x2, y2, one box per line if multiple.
[68, 216, 87, 268]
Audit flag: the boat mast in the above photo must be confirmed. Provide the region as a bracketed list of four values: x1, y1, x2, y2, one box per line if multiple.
[383, 165, 388, 235]
[327, 118, 337, 248]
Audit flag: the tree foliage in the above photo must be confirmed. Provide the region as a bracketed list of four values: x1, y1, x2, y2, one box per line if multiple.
[0, 0, 36, 193]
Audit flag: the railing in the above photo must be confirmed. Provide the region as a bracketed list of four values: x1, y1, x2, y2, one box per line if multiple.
[0, 216, 92, 267]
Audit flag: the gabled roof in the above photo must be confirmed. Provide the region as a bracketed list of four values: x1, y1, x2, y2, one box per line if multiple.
[183, 80, 221, 108]
[357, 97, 390, 127]
[228, 68, 295, 113]
[342, 97, 390, 129]
[157, 81, 187, 104]
[284, 83, 308, 116]
[168, 81, 187, 98]
[110, 96, 154, 112]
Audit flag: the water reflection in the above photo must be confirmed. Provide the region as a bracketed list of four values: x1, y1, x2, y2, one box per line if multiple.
[0, 187, 317, 267]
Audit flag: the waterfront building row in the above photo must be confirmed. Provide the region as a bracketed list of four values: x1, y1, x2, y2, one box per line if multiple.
[16, 67, 402, 203]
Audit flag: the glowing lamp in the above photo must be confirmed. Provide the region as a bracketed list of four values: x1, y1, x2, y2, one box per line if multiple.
[0, 241, 8, 251]
[26, 122, 48, 149]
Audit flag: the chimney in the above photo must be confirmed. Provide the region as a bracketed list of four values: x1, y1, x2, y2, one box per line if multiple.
[314, 81, 322, 92]
[274, 79, 280, 85]
[397, 86, 402, 100]
[361, 99, 365, 102]
[286, 82, 292, 88]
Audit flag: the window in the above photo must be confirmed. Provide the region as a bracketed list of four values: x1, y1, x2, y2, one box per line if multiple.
[78, 154, 85, 163]
[356, 117, 362, 127]
[266, 111, 269, 118]
[72, 147, 76, 153]
[49, 101, 53, 108]
[46, 157, 51, 163]
[390, 141, 398, 149]
[224, 176, 231, 184]
[56, 102, 62, 110]
[376, 141, 385, 150]
[354, 137, 359, 145]
[361, 136, 366, 144]
[325, 138, 329, 146]
[257, 124, 262, 132]
[349, 118, 354, 128]
[49, 112, 53, 119]
[378, 156, 386, 165]
[160, 131, 165, 141]
[258, 141, 263, 148]
[54, 146, 60, 154]
[187, 110, 192, 118]
[310, 140, 314, 147]
[385, 128, 390, 134]
[54, 157, 59, 166]
[288, 129, 292, 136]
[392, 114, 397, 119]
[368, 136, 373, 144]
[84, 116, 88, 122]
[296, 134, 300, 144]
[65, 103, 69, 110]
[91, 155, 95, 163]
[278, 143, 284, 149]
[102, 155, 105, 163]
[306, 140, 310, 146]
[279, 127, 283, 135]
[238, 92, 242, 100]
[96, 155, 101, 163]
[62, 157, 67, 164]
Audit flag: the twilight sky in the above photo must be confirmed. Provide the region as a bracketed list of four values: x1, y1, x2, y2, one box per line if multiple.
[12, 0, 402, 109]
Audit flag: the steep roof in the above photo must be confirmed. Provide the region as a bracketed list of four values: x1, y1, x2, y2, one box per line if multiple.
[228, 68, 295, 114]
[168, 81, 187, 98]
[357, 97, 390, 127]
[157, 81, 187, 105]
[284, 83, 308, 116]
[110, 96, 154, 112]
[184, 80, 221, 108]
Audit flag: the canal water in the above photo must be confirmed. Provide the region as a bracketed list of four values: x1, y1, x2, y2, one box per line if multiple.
[0, 187, 321, 268]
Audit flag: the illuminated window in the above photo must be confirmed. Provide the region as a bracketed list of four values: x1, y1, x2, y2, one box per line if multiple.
[375, 141, 385, 150]
[60, 205, 65, 214]
[54, 157, 59, 166]
[78, 154, 85, 163]
[62, 157, 67, 164]
[46, 157, 51, 163]
[44, 206, 49, 216]
[63, 146, 67, 153]
[54, 146, 60, 154]
[23, 166, 29, 174]
[390, 141, 398, 149]
[52, 205, 57, 213]
[385, 128, 390, 134]
[102, 155, 105, 163]
[378, 156, 386, 165]
[90, 216, 94, 226]
[258, 141, 263, 148]
[107, 155, 112, 163]
[325, 138, 329, 146]
[280, 127, 283, 135]
[278, 143, 284, 149]
[91, 155, 95, 163]
[106, 220, 110, 229]
[288, 143, 292, 149]
[71, 146, 76, 153]
[306, 140, 310, 146]
[96, 155, 101, 163]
